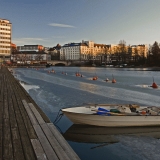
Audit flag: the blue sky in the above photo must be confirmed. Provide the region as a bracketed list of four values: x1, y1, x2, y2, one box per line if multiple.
[1, 0, 160, 47]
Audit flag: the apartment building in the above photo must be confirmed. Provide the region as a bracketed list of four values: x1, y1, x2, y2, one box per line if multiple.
[60, 42, 81, 60]
[130, 44, 148, 57]
[60, 40, 109, 60]
[17, 45, 44, 52]
[0, 18, 12, 62]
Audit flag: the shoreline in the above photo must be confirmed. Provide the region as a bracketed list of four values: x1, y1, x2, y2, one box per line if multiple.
[8, 65, 160, 71]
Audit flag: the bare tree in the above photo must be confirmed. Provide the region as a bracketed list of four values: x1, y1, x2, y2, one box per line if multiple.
[133, 47, 138, 63]
[35, 53, 44, 61]
[118, 40, 127, 63]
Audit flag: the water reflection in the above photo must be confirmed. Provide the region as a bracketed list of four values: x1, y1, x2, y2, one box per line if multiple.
[79, 82, 98, 92]
[64, 124, 160, 146]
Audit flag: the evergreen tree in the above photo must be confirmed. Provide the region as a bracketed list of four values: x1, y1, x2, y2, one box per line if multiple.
[151, 41, 160, 66]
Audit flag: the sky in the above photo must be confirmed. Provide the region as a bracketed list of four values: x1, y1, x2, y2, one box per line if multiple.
[1, 0, 160, 47]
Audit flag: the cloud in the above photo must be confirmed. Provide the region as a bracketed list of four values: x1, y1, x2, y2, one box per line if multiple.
[52, 36, 66, 38]
[21, 38, 47, 41]
[48, 23, 75, 28]
[12, 37, 48, 45]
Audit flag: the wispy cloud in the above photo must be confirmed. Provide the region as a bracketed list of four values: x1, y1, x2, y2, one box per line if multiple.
[52, 36, 66, 38]
[12, 37, 48, 45]
[48, 23, 75, 28]
[20, 38, 47, 41]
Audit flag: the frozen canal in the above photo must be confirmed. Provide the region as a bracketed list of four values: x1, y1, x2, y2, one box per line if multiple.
[12, 66, 160, 160]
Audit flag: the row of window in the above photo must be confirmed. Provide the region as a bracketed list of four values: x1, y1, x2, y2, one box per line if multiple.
[65, 51, 79, 53]
[0, 50, 10, 53]
[0, 23, 10, 26]
[0, 46, 11, 48]
[19, 48, 38, 50]
[13, 55, 36, 59]
[65, 53, 79, 55]
[0, 37, 11, 39]
[0, 32, 10, 35]
[0, 41, 10, 44]
[0, 28, 11, 31]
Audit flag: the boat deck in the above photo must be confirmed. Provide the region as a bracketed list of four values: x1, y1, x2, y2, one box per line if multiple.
[0, 67, 80, 160]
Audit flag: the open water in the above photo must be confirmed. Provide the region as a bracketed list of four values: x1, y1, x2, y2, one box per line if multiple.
[12, 66, 160, 160]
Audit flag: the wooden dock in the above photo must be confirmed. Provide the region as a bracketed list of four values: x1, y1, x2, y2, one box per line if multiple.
[0, 67, 80, 160]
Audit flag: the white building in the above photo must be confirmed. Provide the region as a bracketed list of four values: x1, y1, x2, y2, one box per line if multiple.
[11, 51, 50, 64]
[0, 18, 12, 62]
[60, 40, 109, 60]
[17, 45, 44, 52]
[60, 43, 81, 60]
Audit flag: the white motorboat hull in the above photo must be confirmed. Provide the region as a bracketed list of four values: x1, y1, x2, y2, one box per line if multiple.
[61, 105, 160, 127]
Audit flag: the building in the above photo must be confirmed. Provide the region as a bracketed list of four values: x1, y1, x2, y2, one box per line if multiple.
[60, 40, 149, 66]
[11, 44, 50, 64]
[60, 42, 81, 60]
[17, 45, 44, 52]
[48, 44, 61, 60]
[0, 18, 12, 63]
[130, 44, 148, 58]
[60, 40, 109, 61]
[11, 51, 49, 64]
[11, 43, 17, 52]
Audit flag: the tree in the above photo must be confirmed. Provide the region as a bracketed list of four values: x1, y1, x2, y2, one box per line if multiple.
[151, 41, 160, 66]
[35, 53, 44, 61]
[133, 47, 139, 63]
[118, 40, 127, 63]
[139, 46, 146, 65]
[147, 44, 152, 66]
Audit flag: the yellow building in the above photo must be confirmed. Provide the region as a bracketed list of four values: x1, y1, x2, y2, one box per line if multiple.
[0, 18, 12, 62]
[130, 44, 148, 58]
[60, 40, 148, 61]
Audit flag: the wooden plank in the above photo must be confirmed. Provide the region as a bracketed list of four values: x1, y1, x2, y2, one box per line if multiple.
[11, 127, 25, 160]
[22, 100, 38, 125]
[0, 74, 3, 160]
[3, 74, 13, 160]
[12, 94, 37, 160]
[11, 84, 37, 139]
[3, 118, 13, 160]
[8, 96, 17, 129]
[40, 123, 70, 160]
[28, 103, 45, 125]
[8, 92, 25, 159]
[47, 123, 80, 160]
[31, 139, 48, 160]
[33, 124, 58, 160]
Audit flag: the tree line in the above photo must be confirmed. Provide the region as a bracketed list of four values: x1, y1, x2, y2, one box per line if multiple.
[104, 40, 160, 67]
[148, 41, 160, 66]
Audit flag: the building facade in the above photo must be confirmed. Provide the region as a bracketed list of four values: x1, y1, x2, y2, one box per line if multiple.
[60, 40, 148, 66]
[11, 51, 49, 64]
[60, 40, 109, 61]
[17, 45, 44, 52]
[11, 44, 49, 64]
[130, 44, 148, 58]
[0, 19, 12, 62]
[60, 43, 81, 60]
